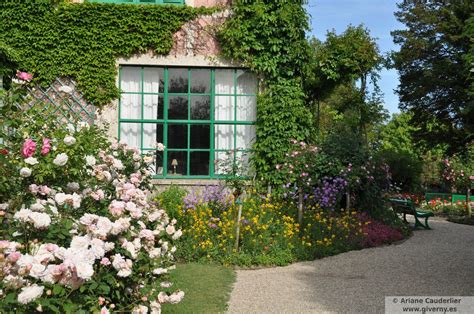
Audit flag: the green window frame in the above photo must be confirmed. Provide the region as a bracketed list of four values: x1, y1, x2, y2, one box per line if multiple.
[87, 0, 184, 5]
[118, 66, 257, 179]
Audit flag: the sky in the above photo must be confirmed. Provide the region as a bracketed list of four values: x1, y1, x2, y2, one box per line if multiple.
[306, 0, 404, 114]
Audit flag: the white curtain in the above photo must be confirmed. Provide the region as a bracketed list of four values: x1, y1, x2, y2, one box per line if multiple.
[236, 96, 256, 122]
[236, 70, 257, 95]
[236, 125, 256, 150]
[215, 69, 234, 94]
[215, 124, 233, 150]
[120, 123, 140, 149]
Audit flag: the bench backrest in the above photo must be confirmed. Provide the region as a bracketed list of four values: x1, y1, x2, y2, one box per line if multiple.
[388, 198, 416, 215]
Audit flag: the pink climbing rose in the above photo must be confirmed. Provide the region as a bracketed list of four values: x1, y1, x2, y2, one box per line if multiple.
[21, 139, 36, 158]
[41, 138, 51, 155]
[16, 71, 33, 82]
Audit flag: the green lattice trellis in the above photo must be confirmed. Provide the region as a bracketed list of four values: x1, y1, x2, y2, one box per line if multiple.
[27, 78, 95, 125]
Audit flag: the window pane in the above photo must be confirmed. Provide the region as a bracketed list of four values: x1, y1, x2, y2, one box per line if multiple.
[215, 69, 234, 94]
[236, 151, 251, 176]
[168, 68, 188, 93]
[121, 67, 141, 92]
[168, 124, 187, 149]
[143, 123, 163, 149]
[143, 68, 164, 93]
[236, 96, 256, 121]
[154, 151, 164, 176]
[190, 96, 210, 120]
[168, 96, 188, 120]
[214, 151, 231, 175]
[120, 94, 141, 119]
[215, 125, 233, 150]
[214, 96, 234, 121]
[120, 123, 141, 149]
[236, 125, 256, 149]
[190, 125, 210, 149]
[190, 69, 210, 93]
[236, 70, 257, 94]
[190, 152, 209, 175]
[143, 95, 164, 120]
[168, 151, 187, 176]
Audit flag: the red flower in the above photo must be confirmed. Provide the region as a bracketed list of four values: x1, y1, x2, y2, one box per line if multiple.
[0, 149, 8, 155]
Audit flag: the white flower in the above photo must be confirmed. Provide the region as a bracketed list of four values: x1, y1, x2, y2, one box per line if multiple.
[172, 229, 182, 240]
[0, 203, 8, 210]
[132, 305, 149, 314]
[155, 143, 165, 151]
[55, 193, 68, 205]
[165, 225, 175, 235]
[53, 153, 68, 166]
[58, 85, 73, 94]
[24, 157, 39, 165]
[70, 235, 91, 250]
[17, 284, 44, 304]
[168, 291, 185, 304]
[75, 262, 94, 280]
[152, 268, 167, 275]
[20, 167, 32, 177]
[14, 208, 32, 223]
[29, 212, 51, 229]
[150, 301, 161, 314]
[85, 155, 96, 166]
[64, 136, 76, 146]
[66, 124, 75, 134]
[112, 159, 124, 170]
[143, 156, 154, 164]
[77, 121, 89, 131]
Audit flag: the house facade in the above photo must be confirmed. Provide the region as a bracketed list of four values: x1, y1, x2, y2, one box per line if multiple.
[73, 0, 258, 184]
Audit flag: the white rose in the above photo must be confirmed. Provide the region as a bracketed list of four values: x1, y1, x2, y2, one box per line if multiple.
[66, 124, 75, 134]
[53, 153, 68, 166]
[24, 157, 39, 165]
[85, 155, 96, 166]
[143, 156, 154, 164]
[20, 167, 32, 177]
[75, 262, 94, 280]
[29, 212, 51, 229]
[63, 136, 76, 146]
[66, 182, 80, 192]
[17, 284, 44, 304]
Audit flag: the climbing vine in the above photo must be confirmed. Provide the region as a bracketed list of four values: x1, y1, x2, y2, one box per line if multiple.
[219, 0, 314, 183]
[0, 1, 212, 107]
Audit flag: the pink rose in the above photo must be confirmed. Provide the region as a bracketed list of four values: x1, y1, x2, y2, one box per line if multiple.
[16, 71, 33, 82]
[41, 138, 51, 155]
[100, 258, 111, 266]
[8, 251, 21, 262]
[21, 139, 36, 158]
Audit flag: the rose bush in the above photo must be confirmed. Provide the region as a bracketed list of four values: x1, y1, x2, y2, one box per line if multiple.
[0, 106, 183, 313]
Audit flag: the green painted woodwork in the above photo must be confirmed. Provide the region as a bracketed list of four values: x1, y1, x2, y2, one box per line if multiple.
[118, 66, 256, 179]
[389, 198, 434, 230]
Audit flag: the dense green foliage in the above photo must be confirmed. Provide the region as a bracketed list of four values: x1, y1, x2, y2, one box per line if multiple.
[253, 81, 313, 182]
[392, 0, 474, 153]
[219, 0, 313, 183]
[0, 1, 210, 107]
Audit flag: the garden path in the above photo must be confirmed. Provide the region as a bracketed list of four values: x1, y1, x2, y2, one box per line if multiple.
[227, 217, 474, 313]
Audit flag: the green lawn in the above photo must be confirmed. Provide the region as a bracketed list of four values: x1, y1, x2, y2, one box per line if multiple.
[162, 263, 236, 314]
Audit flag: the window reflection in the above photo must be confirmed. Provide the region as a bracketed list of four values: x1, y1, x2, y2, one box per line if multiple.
[168, 68, 188, 93]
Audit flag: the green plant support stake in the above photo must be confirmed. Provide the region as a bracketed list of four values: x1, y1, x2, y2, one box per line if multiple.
[298, 187, 303, 225]
[234, 197, 243, 252]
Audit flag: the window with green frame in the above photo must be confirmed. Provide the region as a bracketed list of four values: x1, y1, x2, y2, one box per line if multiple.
[87, 0, 184, 5]
[118, 66, 257, 179]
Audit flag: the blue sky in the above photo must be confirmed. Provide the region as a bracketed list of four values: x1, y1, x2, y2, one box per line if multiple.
[306, 0, 404, 114]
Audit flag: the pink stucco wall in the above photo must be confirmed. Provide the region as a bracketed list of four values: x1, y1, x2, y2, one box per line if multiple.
[193, 0, 231, 7]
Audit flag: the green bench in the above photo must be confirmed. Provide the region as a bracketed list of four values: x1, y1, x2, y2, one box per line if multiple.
[389, 198, 434, 230]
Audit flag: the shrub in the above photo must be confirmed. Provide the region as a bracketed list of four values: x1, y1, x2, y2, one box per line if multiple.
[0, 109, 183, 313]
[154, 185, 188, 220]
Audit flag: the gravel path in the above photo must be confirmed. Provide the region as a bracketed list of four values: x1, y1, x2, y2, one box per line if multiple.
[227, 217, 474, 313]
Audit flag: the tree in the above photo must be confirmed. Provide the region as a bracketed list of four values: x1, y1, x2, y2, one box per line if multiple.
[391, 0, 474, 153]
[306, 25, 387, 150]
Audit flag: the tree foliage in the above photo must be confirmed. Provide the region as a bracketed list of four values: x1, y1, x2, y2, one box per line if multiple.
[391, 0, 474, 152]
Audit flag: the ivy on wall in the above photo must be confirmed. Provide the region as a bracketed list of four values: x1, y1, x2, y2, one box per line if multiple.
[0, 1, 212, 107]
[219, 0, 314, 184]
